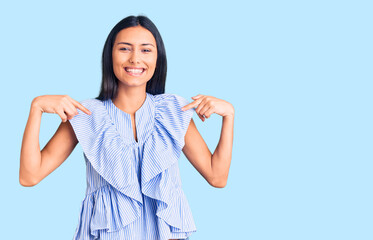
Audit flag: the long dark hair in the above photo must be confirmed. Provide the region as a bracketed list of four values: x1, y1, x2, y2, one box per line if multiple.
[96, 15, 167, 101]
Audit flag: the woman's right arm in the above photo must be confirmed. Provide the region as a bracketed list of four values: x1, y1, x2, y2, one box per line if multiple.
[19, 95, 91, 187]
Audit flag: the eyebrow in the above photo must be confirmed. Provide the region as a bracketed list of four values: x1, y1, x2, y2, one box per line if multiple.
[117, 42, 155, 47]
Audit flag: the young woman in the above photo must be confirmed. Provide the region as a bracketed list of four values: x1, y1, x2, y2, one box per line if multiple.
[19, 15, 235, 240]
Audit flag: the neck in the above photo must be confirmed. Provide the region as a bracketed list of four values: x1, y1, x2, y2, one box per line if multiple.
[113, 85, 147, 114]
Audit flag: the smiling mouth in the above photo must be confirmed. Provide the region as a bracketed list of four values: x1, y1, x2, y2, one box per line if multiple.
[125, 67, 145, 75]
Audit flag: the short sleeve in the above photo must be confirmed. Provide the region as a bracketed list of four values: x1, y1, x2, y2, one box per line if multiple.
[68, 99, 96, 144]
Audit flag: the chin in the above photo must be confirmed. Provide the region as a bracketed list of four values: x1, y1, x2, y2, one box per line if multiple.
[118, 79, 149, 88]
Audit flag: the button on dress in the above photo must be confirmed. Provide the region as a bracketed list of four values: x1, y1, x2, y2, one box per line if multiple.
[68, 92, 197, 240]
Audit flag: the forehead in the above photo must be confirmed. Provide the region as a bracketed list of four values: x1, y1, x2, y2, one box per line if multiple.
[114, 26, 156, 45]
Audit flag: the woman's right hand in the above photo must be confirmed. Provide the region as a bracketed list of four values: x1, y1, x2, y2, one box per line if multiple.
[32, 95, 92, 122]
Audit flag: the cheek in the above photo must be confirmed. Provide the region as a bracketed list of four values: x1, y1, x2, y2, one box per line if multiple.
[148, 55, 157, 69]
[112, 58, 120, 71]
[112, 55, 122, 78]
[112, 53, 121, 66]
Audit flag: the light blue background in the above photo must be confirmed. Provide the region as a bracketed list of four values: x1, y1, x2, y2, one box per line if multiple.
[1, 0, 372, 239]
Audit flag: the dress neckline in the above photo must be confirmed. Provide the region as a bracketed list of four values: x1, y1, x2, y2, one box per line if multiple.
[109, 92, 150, 117]
[105, 92, 155, 146]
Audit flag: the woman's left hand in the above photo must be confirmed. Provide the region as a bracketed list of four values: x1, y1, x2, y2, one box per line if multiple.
[181, 94, 235, 122]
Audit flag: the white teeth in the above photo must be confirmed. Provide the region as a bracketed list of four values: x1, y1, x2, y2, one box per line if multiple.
[125, 68, 144, 73]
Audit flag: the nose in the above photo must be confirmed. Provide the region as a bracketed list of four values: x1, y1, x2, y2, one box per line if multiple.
[129, 51, 140, 64]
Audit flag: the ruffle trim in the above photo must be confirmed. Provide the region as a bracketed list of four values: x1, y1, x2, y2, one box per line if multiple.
[73, 184, 142, 239]
[69, 94, 196, 238]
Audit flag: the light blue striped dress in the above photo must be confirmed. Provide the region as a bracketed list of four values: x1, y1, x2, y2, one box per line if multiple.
[69, 92, 197, 240]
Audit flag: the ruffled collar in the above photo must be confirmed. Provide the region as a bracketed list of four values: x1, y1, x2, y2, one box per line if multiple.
[103, 92, 155, 146]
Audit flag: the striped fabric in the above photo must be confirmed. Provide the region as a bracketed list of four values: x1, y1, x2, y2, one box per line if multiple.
[69, 92, 197, 240]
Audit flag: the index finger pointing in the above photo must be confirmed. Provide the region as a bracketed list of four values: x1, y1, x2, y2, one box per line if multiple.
[181, 103, 191, 111]
[181, 101, 198, 111]
[73, 100, 92, 115]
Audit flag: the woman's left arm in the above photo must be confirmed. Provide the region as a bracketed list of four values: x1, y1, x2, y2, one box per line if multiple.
[181, 94, 235, 188]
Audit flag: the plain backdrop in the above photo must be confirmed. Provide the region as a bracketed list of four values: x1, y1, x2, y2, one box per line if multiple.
[1, 0, 372, 239]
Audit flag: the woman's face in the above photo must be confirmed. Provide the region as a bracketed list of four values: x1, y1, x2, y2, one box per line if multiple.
[112, 26, 157, 88]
